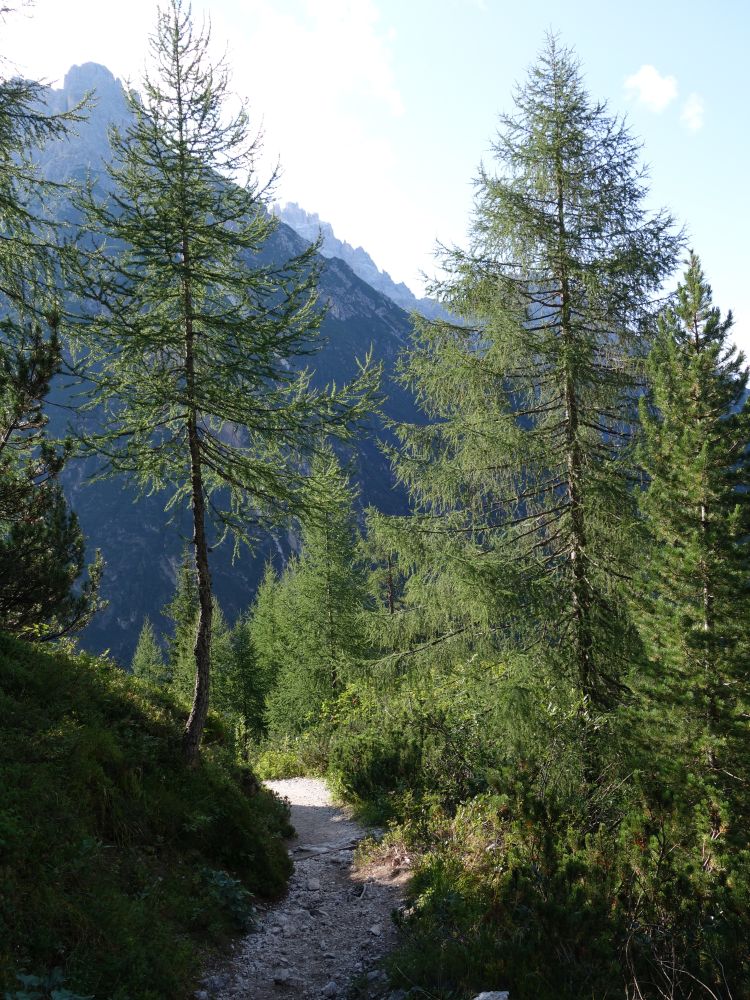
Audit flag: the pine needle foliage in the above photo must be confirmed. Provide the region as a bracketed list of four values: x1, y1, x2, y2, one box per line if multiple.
[72, 0, 376, 760]
[636, 254, 750, 816]
[386, 36, 680, 702]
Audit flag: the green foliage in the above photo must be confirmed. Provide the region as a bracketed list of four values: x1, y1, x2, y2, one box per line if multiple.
[252, 730, 328, 781]
[130, 617, 168, 685]
[635, 255, 750, 786]
[0, 633, 291, 999]
[200, 868, 257, 932]
[386, 783, 750, 1000]
[381, 35, 679, 703]
[162, 549, 199, 701]
[262, 455, 369, 738]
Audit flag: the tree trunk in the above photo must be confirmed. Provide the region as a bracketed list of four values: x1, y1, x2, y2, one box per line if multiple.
[179, 203, 212, 765]
[182, 416, 213, 766]
[556, 160, 595, 701]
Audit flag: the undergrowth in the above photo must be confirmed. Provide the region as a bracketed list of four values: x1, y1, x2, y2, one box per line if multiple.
[0, 633, 292, 1000]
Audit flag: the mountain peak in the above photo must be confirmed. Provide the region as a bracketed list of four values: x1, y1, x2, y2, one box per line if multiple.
[62, 62, 121, 103]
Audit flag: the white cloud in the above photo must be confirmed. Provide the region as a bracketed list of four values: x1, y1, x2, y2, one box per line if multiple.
[207, 0, 419, 285]
[681, 93, 705, 131]
[624, 64, 678, 113]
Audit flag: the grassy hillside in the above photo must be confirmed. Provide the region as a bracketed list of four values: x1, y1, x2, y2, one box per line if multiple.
[0, 634, 292, 1000]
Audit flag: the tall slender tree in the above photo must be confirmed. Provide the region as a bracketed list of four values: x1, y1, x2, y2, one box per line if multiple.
[386, 36, 680, 703]
[636, 254, 750, 796]
[74, 0, 376, 761]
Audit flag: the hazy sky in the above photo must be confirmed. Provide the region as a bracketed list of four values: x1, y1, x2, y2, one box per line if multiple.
[4, 0, 749, 352]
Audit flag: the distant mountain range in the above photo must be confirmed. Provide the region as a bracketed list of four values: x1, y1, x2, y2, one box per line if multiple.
[273, 202, 450, 321]
[34, 64, 423, 662]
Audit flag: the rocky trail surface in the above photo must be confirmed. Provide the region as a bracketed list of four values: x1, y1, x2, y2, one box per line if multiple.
[201, 777, 410, 1000]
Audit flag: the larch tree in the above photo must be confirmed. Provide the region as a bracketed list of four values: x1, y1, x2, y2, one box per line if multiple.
[74, 0, 376, 761]
[264, 454, 368, 737]
[131, 616, 168, 684]
[387, 35, 680, 703]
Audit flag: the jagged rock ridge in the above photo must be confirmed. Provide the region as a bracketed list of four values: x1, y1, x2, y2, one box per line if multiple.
[274, 202, 449, 322]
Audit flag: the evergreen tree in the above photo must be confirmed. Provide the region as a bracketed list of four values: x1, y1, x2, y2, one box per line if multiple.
[248, 561, 287, 713]
[207, 600, 235, 716]
[636, 254, 750, 810]
[163, 549, 199, 701]
[265, 455, 368, 736]
[385, 36, 680, 703]
[131, 616, 168, 684]
[0, 5, 101, 639]
[73, 0, 376, 760]
[228, 614, 268, 753]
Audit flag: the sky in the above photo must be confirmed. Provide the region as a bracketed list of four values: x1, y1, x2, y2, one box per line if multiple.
[3, 0, 749, 352]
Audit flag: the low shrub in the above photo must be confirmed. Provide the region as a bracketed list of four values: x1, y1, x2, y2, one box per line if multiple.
[0, 634, 292, 999]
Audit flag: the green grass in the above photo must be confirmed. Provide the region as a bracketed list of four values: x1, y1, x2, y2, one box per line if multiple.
[0, 633, 293, 1000]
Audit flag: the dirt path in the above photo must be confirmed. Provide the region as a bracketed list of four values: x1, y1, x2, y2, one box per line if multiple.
[202, 777, 408, 1000]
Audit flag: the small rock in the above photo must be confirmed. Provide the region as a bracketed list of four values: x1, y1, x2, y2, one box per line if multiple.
[273, 968, 291, 985]
[472, 994, 510, 1000]
[369, 922, 383, 936]
[321, 982, 338, 998]
[307, 877, 321, 891]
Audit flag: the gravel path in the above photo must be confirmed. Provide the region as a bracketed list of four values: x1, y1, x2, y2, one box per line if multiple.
[202, 777, 408, 1000]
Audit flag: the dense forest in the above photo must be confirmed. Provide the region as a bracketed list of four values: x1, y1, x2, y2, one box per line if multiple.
[1, 2, 748, 999]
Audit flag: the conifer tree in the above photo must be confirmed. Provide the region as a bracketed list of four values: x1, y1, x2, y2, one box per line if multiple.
[386, 36, 680, 703]
[131, 616, 168, 684]
[206, 600, 235, 715]
[248, 562, 285, 701]
[265, 455, 368, 736]
[74, 0, 375, 761]
[0, 5, 101, 639]
[636, 254, 750, 801]
[228, 614, 268, 752]
[163, 549, 198, 700]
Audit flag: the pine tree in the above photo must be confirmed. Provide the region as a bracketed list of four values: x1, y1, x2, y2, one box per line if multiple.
[636, 254, 750, 808]
[0, 5, 101, 639]
[131, 617, 168, 684]
[385, 36, 679, 703]
[73, 0, 376, 761]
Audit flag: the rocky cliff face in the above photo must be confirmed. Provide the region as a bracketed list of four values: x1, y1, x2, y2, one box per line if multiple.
[35, 64, 420, 662]
[274, 202, 450, 322]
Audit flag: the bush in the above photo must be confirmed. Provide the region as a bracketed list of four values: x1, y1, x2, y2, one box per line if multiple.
[0, 634, 291, 999]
